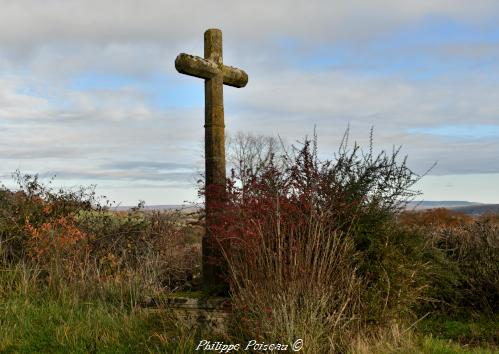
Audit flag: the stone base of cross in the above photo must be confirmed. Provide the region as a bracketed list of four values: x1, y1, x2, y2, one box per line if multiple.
[175, 29, 248, 295]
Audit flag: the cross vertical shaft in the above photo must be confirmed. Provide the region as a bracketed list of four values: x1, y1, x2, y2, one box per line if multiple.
[204, 29, 225, 192]
[175, 29, 248, 295]
[203, 29, 226, 294]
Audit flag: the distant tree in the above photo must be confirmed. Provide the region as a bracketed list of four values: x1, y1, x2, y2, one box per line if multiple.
[226, 131, 286, 189]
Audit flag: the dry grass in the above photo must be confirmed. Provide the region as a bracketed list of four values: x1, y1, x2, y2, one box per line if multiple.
[225, 209, 388, 353]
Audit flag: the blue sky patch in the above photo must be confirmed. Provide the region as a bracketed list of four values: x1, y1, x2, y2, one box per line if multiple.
[275, 17, 499, 80]
[408, 124, 499, 139]
[69, 72, 203, 109]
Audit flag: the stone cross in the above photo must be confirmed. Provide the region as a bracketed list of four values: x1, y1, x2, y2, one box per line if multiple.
[175, 28, 248, 294]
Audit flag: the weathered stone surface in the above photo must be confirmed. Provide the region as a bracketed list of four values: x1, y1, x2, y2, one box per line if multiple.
[175, 54, 220, 79]
[168, 297, 231, 335]
[165, 296, 231, 310]
[222, 65, 248, 88]
[144, 296, 231, 335]
[204, 28, 223, 65]
[175, 54, 248, 88]
[175, 28, 247, 295]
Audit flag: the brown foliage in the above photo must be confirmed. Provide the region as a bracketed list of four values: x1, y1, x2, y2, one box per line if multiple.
[399, 208, 472, 229]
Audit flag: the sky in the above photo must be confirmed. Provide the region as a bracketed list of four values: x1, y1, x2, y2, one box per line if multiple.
[1, 0, 499, 206]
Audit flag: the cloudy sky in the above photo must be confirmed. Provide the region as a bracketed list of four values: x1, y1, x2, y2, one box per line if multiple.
[1, 0, 498, 206]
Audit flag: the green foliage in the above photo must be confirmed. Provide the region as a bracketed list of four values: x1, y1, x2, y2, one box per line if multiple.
[415, 215, 499, 316]
[416, 336, 498, 354]
[418, 316, 499, 347]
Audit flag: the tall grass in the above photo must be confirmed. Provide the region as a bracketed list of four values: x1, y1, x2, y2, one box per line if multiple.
[227, 212, 363, 353]
[0, 262, 203, 353]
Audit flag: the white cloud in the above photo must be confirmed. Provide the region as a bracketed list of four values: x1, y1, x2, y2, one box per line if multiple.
[0, 78, 50, 119]
[229, 69, 499, 128]
[1, 1, 498, 47]
[1, 0, 499, 203]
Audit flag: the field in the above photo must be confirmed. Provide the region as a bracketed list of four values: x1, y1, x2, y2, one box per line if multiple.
[1, 139, 498, 353]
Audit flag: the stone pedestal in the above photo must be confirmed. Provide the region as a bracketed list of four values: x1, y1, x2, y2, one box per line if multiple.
[164, 296, 231, 335]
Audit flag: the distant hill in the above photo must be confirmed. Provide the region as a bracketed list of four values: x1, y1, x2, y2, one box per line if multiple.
[405, 201, 499, 216]
[405, 200, 484, 210]
[451, 204, 499, 216]
[113, 201, 498, 216]
[112, 205, 200, 213]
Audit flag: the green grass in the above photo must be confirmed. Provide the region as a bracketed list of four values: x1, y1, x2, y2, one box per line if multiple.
[415, 336, 499, 354]
[0, 291, 205, 353]
[417, 316, 499, 347]
[1, 289, 498, 353]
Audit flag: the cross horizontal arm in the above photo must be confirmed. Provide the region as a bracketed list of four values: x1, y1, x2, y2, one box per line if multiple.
[175, 53, 248, 88]
[222, 65, 248, 88]
[175, 53, 219, 79]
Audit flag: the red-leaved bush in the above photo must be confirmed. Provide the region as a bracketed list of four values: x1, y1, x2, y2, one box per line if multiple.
[201, 132, 428, 352]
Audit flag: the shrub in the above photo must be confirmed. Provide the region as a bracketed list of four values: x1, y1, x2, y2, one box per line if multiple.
[24, 213, 90, 285]
[0, 171, 98, 263]
[422, 215, 499, 315]
[0, 171, 201, 302]
[204, 131, 428, 352]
